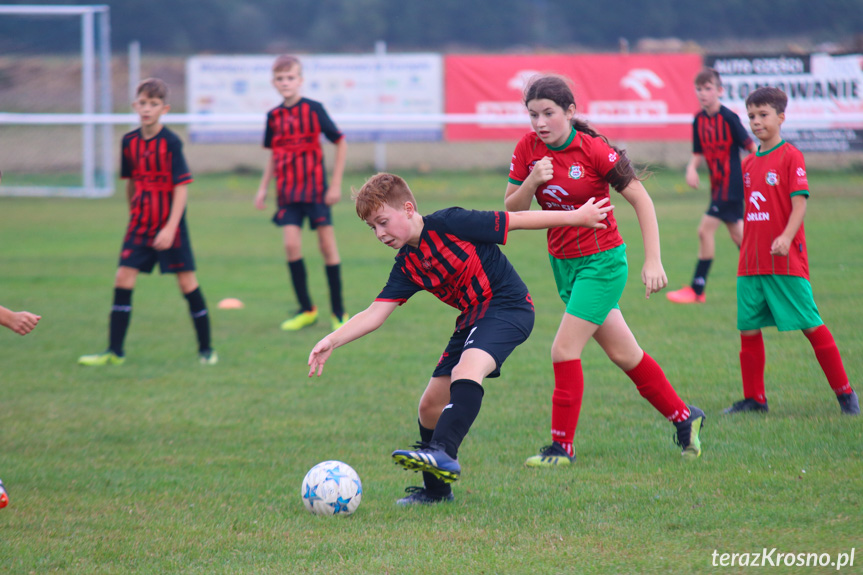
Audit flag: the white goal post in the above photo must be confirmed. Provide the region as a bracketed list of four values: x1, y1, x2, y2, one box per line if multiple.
[0, 4, 112, 197]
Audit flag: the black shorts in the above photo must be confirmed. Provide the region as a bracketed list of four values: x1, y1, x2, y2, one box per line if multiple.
[706, 198, 744, 223]
[272, 203, 332, 229]
[432, 302, 535, 379]
[119, 222, 196, 274]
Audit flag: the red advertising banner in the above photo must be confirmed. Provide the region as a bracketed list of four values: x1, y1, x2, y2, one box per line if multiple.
[445, 54, 703, 141]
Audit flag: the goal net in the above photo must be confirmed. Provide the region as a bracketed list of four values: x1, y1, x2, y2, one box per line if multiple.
[0, 5, 114, 197]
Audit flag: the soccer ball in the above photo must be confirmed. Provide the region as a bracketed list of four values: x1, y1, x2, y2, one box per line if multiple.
[301, 460, 363, 516]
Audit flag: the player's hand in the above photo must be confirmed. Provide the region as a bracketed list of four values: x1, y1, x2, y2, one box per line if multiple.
[770, 236, 791, 256]
[575, 197, 612, 229]
[6, 311, 41, 335]
[254, 189, 267, 210]
[527, 156, 554, 186]
[308, 338, 335, 377]
[324, 186, 342, 206]
[641, 260, 668, 299]
[152, 226, 176, 251]
[685, 165, 700, 190]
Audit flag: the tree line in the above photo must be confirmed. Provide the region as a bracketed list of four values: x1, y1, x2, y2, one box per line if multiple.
[2, 0, 861, 55]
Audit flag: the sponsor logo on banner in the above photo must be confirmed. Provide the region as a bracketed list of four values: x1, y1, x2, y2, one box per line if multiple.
[445, 54, 701, 141]
[705, 53, 863, 152]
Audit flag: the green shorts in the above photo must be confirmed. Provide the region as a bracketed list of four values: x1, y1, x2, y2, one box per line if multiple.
[736, 275, 824, 332]
[550, 244, 627, 326]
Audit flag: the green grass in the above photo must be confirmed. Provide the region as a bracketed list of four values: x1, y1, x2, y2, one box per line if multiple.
[1, 168, 861, 574]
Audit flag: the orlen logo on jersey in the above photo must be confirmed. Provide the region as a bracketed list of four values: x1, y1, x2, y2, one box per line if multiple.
[765, 171, 779, 186]
[541, 185, 577, 210]
[746, 191, 770, 221]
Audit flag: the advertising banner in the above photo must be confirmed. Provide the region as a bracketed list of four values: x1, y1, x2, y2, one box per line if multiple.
[707, 53, 863, 151]
[445, 54, 702, 141]
[187, 54, 443, 143]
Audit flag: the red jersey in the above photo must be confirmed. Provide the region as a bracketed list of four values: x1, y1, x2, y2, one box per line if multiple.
[263, 97, 343, 205]
[738, 141, 810, 278]
[121, 126, 193, 245]
[508, 129, 624, 259]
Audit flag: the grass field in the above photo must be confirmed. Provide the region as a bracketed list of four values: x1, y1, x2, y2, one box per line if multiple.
[1, 168, 861, 574]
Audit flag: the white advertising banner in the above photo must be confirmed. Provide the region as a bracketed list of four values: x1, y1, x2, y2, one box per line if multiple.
[706, 53, 863, 152]
[186, 54, 443, 143]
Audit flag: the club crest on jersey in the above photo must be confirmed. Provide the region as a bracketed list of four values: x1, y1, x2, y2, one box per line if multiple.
[420, 258, 433, 271]
[568, 163, 584, 179]
[765, 171, 779, 186]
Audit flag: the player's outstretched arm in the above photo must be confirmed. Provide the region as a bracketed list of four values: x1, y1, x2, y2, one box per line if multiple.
[504, 156, 554, 211]
[308, 300, 399, 377]
[508, 197, 612, 231]
[0, 305, 41, 336]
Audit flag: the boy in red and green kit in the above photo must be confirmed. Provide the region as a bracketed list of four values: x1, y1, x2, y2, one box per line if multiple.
[724, 86, 858, 416]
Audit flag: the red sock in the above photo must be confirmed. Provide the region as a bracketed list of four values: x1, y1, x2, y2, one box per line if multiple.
[805, 325, 852, 395]
[740, 332, 766, 403]
[551, 359, 583, 457]
[625, 352, 689, 423]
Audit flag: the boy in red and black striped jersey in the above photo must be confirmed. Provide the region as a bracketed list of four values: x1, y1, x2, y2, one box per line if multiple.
[668, 68, 757, 304]
[79, 78, 217, 367]
[255, 55, 349, 332]
[725, 87, 858, 415]
[308, 173, 612, 505]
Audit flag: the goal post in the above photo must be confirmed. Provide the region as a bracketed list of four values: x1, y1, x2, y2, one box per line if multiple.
[0, 4, 113, 197]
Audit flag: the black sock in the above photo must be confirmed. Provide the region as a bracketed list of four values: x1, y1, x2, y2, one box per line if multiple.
[691, 258, 713, 295]
[184, 287, 211, 353]
[288, 259, 313, 312]
[419, 421, 451, 496]
[431, 379, 484, 459]
[108, 287, 132, 356]
[325, 264, 344, 318]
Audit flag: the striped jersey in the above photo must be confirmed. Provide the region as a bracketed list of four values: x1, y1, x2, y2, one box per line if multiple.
[121, 126, 193, 245]
[738, 141, 810, 279]
[263, 98, 343, 205]
[376, 208, 530, 331]
[692, 105, 753, 202]
[508, 128, 624, 259]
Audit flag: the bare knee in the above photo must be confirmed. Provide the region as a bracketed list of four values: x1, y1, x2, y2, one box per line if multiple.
[114, 266, 138, 289]
[418, 394, 446, 428]
[176, 272, 199, 294]
[283, 227, 303, 260]
[317, 227, 340, 265]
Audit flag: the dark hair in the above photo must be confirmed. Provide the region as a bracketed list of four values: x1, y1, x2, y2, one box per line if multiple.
[745, 86, 787, 114]
[273, 54, 302, 74]
[523, 74, 640, 191]
[137, 77, 168, 101]
[353, 172, 418, 221]
[694, 67, 721, 88]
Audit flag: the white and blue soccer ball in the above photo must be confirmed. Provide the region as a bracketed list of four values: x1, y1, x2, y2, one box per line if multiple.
[301, 460, 363, 516]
